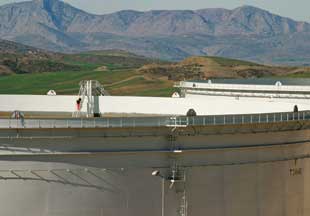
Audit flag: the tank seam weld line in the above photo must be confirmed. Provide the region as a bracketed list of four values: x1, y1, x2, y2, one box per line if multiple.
[0, 126, 308, 139]
[0, 138, 309, 156]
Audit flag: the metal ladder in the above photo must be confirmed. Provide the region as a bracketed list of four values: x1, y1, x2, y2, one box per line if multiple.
[72, 80, 107, 118]
[72, 82, 87, 118]
[169, 163, 187, 216]
[178, 190, 187, 216]
[176, 169, 187, 216]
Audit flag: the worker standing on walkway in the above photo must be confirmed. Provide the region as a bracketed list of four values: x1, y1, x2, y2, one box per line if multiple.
[76, 98, 82, 111]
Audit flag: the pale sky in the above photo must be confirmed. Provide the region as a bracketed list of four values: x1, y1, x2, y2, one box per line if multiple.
[0, 0, 309, 22]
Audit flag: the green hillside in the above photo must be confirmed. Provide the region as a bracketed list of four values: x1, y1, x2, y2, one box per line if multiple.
[0, 50, 174, 96]
[0, 69, 174, 96]
[1, 50, 310, 97]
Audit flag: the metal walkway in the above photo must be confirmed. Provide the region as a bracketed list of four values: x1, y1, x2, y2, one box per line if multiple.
[0, 110, 309, 129]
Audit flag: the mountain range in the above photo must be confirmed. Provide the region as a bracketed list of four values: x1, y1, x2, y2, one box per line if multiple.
[1, 0, 310, 64]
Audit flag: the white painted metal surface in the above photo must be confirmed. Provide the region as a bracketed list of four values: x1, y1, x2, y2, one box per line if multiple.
[0, 94, 310, 116]
[1, 82, 310, 116]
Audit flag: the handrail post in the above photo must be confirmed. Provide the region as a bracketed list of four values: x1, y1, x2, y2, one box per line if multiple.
[213, 116, 216, 125]
[223, 116, 226, 125]
[287, 113, 289, 121]
[303, 112, 305, 120]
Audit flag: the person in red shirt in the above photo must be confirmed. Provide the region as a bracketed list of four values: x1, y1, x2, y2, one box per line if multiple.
[76, 98, 82, 111]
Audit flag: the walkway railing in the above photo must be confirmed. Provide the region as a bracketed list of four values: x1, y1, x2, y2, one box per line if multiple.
[0, 111, 309, 129]
[177, 81, 310, 93]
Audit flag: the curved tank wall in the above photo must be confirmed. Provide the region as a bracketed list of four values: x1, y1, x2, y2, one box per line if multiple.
[0, 123, 309, 216]
[0, 159, 308, 216]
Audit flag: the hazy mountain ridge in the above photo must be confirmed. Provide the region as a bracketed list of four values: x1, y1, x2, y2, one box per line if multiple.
[0, 39, 43, 54]
[1, 0, 310, 64]
[3, 0, 308, 36]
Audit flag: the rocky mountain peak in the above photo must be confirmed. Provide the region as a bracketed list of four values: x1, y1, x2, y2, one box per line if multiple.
[33, 0, 84, 31]
[32, 0, 60, 8]
[33, 0, 60, 5]
[0, 1, 310, 64]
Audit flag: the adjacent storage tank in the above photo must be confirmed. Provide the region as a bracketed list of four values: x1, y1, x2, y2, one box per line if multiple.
[0, 114, 309, 216]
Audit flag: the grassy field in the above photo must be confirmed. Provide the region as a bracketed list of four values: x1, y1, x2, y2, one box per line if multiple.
[0, 50, 176, 96]
[0, 63, 175, 96]
[0, 51, 309, 97]
[0, 68, 175, 96]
